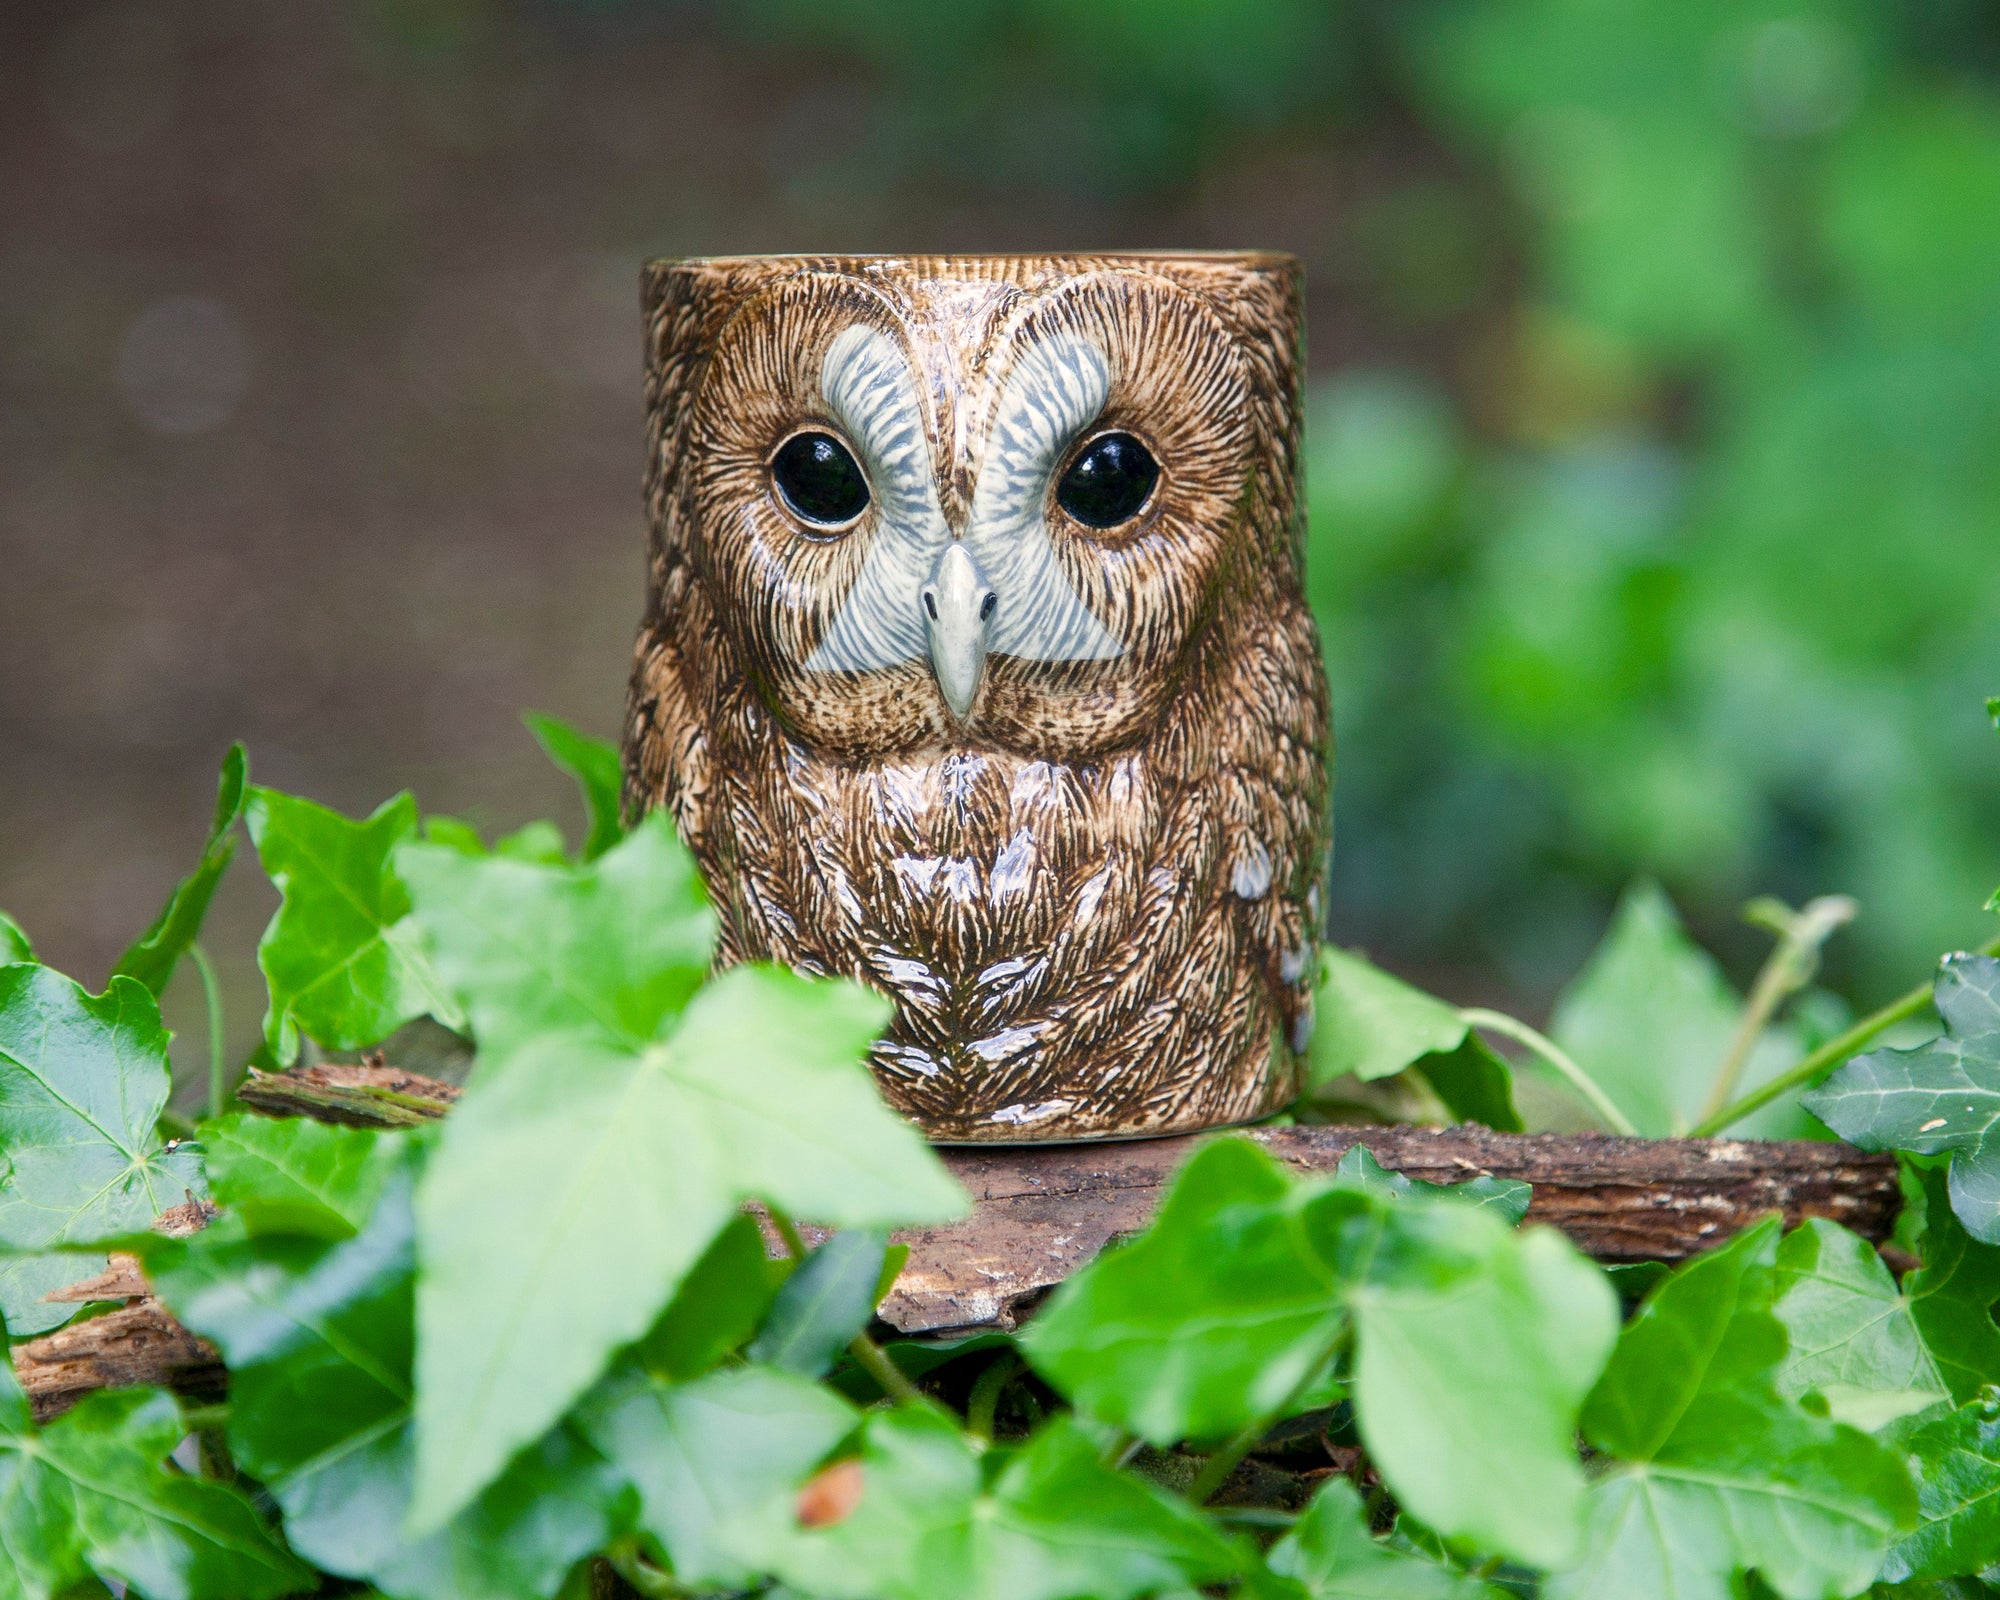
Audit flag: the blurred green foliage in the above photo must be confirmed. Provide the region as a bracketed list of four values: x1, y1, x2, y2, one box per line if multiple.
[1367, 0, 2000, 992]
[720, 0, 1358, 191]
[575, 0, 2000, 992]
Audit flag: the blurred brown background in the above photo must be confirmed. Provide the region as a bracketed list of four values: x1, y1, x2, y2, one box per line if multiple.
[0, 0, 1441, 1050]
[6, 0, 1999, 1086]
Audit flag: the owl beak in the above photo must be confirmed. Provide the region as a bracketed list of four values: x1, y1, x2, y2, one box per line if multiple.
[921, 541, 996, 721]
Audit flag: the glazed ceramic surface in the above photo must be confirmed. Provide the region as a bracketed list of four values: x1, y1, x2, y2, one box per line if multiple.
[625, 253, 1330, 1142]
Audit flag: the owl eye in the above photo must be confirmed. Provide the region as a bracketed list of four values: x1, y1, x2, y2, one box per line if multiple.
[1056, 432, 1159, 529]
[772, 431, 870, 527]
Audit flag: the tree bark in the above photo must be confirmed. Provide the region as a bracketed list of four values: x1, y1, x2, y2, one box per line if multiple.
[235, 1060, 459, 1125]
[14, 1066, 1902, 1411]
[883, 1123, 1900, 1333]
[15, 1300, 222, 1423]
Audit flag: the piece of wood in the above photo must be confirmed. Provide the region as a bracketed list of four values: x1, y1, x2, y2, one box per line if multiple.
[235, 1060, 460, 1126]
[14, 1300, 221, 1423]
[21, 1067, 1897, 1410]
[884, 1124, 1901, 1333]
[45, 1253, 150, 1303]
[13, 1193, 227, 1419]
[220, 1068, 1906, 1326]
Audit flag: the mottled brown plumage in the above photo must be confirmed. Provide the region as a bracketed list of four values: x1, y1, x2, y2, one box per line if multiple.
[625, 254, 1329, 1142]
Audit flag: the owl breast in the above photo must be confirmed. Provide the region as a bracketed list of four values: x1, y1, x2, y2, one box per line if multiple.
[704, 722, 1309, 1141]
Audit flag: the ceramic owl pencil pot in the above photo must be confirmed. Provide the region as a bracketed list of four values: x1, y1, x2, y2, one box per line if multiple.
[625, 253, 1330, 1143]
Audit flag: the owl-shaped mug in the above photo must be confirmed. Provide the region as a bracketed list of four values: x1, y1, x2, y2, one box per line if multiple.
[625, 253, 1330, 1143]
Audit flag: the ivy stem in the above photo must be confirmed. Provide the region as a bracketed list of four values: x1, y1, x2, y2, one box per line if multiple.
[1693, 895, 1857, 1129]
[604, 1541, 692, 1599]
[1458, 1007, 1640, 1137]
[843, 1325, 925, 1409]
[764, 1203, 924, 1409]
[190, 942, 228, 1121]
[1214, 1506, 1299, 1528]
[1184, 1416, 1263, 1506]
[1185, 1330, 1345, 1505]
[1691, 930, 2000, 1137]
[965, 1351, 1019, 1443]
[763, 1202, 813, 1263]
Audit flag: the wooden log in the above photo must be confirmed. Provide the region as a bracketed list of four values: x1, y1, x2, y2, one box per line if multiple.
[13, 1199, 224, 1420]
[235, 1060, 460, 1126]
[211, 1069, 1910, 1321]
[15, 1300, 221, 1423]
[15, 1067, 1899, 1411]
[884, 1124, 1901, 1333]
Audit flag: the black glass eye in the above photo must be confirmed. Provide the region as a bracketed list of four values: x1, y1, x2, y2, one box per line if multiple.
[1056, 432, 1159, 529]
[772, 431, 869, 527]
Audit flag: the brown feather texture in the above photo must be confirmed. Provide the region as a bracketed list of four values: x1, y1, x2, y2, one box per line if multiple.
[625, 254, 1331, 1143]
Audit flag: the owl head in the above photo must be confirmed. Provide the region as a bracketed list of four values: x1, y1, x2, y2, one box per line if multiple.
[644, 254, 1303, 764]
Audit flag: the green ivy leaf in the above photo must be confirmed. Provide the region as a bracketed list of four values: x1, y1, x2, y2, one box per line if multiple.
[422, 815, 571, 865]
[1552, 881, 1806, 1138]
[1334, 1146, 1531, 1224]
[577, 1362, 857, 1590]
[1028, 1139, 1609, 1568]
[0, 1371, 308, 1600]
[146, 1136, 624, 1600]
[1311, 949, 1468, 1082]
[1904, 1166, 2000, 1408]
[1265, 1479, 1501, 1598]
[1881, 1391, 2000, 1583]
[1408, 1034, 1521, 1133]
[1803, 954, 2000, 1242]
[1024, 1139, 1346, 1446]
[358, 1424, 623, 1600]
[766, 1406, 1246, 1600]
[400, 815, 965, 1535]
[1313, 1179, 1615, 1570]
[420, 817, 489, 856]
[199, 1110, 397, 1239]
[1988, 704, 2000, 911]
[1334, 1144, 1413, 1196]
[0, 1254, 103, 1344]
[0, 966, 202, 1336]
[1772, 1219, 1951, 1431]
[525, 712, 626, 861]
[1605, 1260, 1669, 1306]
[1549, 1218, 1916, 1600]
[747, 1230, 889, 1378]
[490, 819, 570, 863]
[1456, 1173, 1533, 1223]
[1309, 950, 1521, 1130]
[636, 1212, 787, 1382]
[1866, 1571, 1997, 1598]
[246, 787, 463, 1063]
[111, 744, 246, 997]
[0, 912, 33, 965]
[408, 969, 962, 1537]
[859, 1331, 1020, 1398]
[397, 808, 712, 1063]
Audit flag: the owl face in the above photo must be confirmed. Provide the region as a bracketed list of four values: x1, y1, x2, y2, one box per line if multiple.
[683, 267, 1255, 762]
